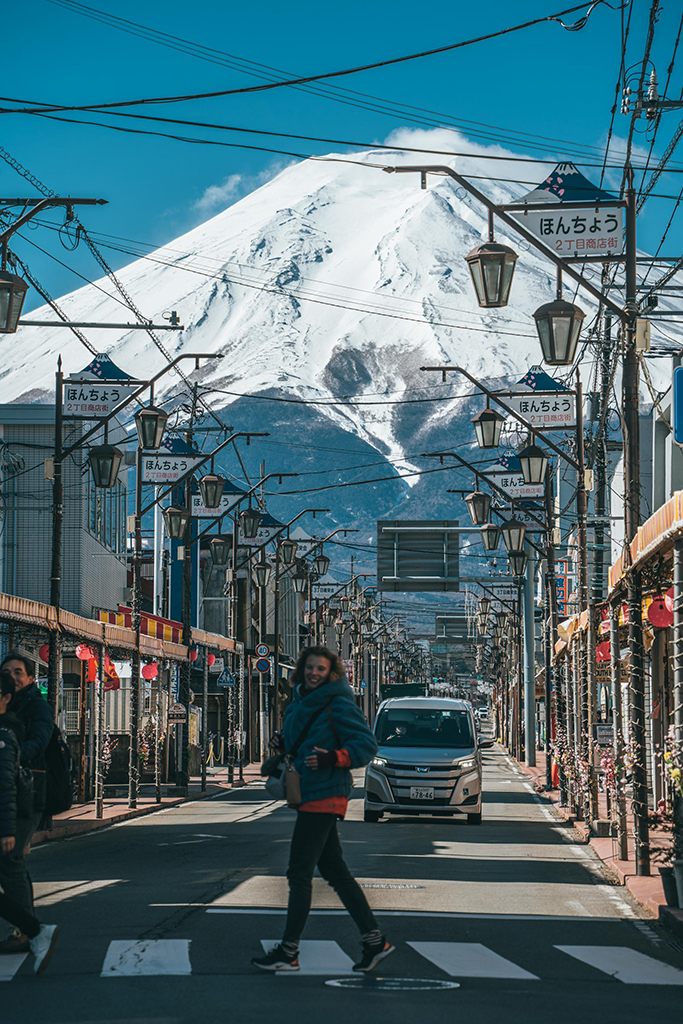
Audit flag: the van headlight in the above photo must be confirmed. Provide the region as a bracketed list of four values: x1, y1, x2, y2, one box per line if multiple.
[458, 759, 476, 770]
[372, 757, 387, 769]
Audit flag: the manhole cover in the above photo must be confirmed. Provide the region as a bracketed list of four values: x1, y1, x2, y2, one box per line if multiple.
[325, 977, 459, 991]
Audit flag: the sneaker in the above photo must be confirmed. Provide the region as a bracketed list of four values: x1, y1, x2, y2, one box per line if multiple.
[353, 937, 395, 973]
[252, 944, 300, 971]
[29, 925, 59, 975]
[0, 931, 30, 955]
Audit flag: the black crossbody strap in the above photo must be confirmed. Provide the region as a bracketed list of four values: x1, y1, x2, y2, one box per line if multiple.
[288, 701, 331, 758]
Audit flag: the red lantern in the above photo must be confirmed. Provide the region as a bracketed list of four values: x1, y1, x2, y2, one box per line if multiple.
[189, 649, 198, 662]
[648, 597, 673, 629]
[207, 653, 216, 666]
[665, 586, 674, 612]
[141, 662, 158, 680]
[595, 640, 611, 663]
[76, 643, 93, 661]
[38, 643, 49, 662]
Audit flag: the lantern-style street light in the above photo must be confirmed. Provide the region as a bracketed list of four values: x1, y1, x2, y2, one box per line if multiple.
[209, 534, 231, 566]
[89, 443, 124, 489]
[465, 489, 491, 527]
[198, 472, 226, 509]
[163, 505, 191, 540]
[480, 523, 501, 552]
[239, 506, 262, 539]
[254, 560, 271, 588]
[509, 551, 528, 578]
[322, 608, 337, 627]
[313, 552, 330, 577]
[280, 538, 298, 565]
[501, 519, 526, 555]
[464, 213, 518, 308]
[292, 572, 308, 594]
[0, 271, 29, 334]
[533, 298, 585, 366]
[478, 596, 491, 618]
[517, 441, 549, 486]
[134, 404, 168, 451]
[472, 406, 506, 450]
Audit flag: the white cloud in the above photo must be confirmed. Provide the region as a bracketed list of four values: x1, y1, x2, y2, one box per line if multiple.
[193, 160, 296, 214]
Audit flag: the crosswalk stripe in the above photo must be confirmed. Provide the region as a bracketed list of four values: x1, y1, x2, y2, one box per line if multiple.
[409, 941, 538, 980]
[101, 940, 192, 977]
[0, 953, 28, 981]
[555, 945, 683, 985]
[260, 940, 354, 975]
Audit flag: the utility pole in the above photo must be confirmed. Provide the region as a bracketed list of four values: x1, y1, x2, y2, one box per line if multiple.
[178, 384, 199, 794]
[48, 357, 64, 715]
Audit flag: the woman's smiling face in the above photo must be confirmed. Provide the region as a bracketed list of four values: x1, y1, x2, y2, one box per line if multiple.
[303, 655, 332, 689]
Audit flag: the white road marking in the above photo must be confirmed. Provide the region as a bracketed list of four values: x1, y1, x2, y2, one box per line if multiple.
[555, 945, 683, 984]
[260, 939, 354, 975]
[0, 954, 27, 981]
[207, 908, 621, 921]
[101, 939, 192, 977]
[409, 941, 538, 980]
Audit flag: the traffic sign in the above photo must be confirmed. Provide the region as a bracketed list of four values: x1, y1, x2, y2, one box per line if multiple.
[216, 668, 235, 688]
[255, 643, 270, 658]
[256, 658, 270, 673]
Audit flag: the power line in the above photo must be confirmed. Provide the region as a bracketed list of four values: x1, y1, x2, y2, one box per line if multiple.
[7, 2, 617, 115]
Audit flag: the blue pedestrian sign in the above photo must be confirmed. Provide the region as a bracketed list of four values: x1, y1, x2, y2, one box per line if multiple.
[216, 668, 235, 688]
[675, 367, 683, 444]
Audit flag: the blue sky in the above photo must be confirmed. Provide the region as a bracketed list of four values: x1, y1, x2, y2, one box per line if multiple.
[4, 0, 683, 309]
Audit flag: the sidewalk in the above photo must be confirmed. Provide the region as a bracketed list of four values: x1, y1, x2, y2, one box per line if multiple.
[512, 749, 683, 940]
[32, 762, 264, 846]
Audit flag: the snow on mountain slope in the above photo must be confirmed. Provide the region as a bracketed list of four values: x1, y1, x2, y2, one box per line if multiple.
[5, 131, 680, 510]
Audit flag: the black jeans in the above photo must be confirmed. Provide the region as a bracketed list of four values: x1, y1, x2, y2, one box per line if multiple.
[283, 811, 378, 944]
[0, 892, 39, 939]
[0, 812, 39, 918]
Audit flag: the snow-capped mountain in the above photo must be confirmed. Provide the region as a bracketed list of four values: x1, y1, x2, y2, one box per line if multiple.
[5, 139, 680, 531]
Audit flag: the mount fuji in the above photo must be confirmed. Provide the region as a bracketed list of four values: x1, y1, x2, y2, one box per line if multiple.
[5, 133, 678, 533]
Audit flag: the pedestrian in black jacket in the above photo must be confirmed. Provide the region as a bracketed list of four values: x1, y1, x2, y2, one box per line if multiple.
[0, 651, 54, 955]
[0, 670, 59, 973]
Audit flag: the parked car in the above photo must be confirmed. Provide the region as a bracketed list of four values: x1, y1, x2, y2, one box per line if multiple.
[364, 697, 493, 825]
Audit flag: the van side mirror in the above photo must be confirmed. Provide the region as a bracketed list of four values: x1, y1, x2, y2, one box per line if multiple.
[478, 738, 494, 749]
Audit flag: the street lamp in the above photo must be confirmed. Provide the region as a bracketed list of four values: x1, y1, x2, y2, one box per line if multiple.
[509, 552, 528, 578]
[340, 594, 352, 612]
[465, 490, 491, 527]
[480, 523, 501, 551]
[478, 596, 491, 617]
[533, 298, 585, 366]
[88, 443, 124, 489]
[292, 572, 308, 594]
[134, 404, 168, 450]
[239, 506, 262, 539]
[501, 518, 526, 555]
[313, 553, 330, 576]
[209, 534, 231, 566]
[517, 441, 549, 486]
[198, 472, 226, 509]
[465, 241, 518, 309]
[322, 608, 336, 627]
[280, 538, 298, 565]
[0, 271, 29, 334]
[163, 505, 191, 540]
[254, 560, 272, 588]
[472, 406, 505, 449]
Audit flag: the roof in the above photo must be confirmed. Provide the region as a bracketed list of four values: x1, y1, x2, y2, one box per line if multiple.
[381, 697, 470, 711]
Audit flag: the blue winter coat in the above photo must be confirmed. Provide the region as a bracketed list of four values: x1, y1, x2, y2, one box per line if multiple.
[282, 675, 378, 805]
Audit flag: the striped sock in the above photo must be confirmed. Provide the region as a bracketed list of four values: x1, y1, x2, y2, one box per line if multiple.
[281, 940, 299, 957]
[361, 929, 383, 946]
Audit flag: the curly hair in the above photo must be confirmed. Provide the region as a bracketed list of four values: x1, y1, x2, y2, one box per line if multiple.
[290, 646, 345, 687]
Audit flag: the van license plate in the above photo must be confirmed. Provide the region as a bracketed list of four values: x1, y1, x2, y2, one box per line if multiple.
[410, 787, 434, 800]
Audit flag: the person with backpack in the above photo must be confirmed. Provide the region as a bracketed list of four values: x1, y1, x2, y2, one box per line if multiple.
[0, 670, 59, 973]
[0, 651, 54, 956]
[252, 646, 394, 974]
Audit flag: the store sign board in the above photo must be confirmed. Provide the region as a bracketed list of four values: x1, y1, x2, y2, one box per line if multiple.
[63, 383, 136, 418]
[142, 454, 205, 483]
[500, 391, 576, 430]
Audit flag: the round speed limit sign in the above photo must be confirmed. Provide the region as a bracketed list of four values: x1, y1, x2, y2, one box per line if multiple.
[255, 643, 270, 658]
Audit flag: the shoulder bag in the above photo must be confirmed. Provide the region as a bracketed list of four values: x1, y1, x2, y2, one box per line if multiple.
[263, 702, 331, 803]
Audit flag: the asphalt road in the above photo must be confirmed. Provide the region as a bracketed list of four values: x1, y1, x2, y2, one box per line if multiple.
[3, 735, 683, 1024]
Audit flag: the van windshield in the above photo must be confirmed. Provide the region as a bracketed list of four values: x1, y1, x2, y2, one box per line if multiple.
[375, 707, 474, 749]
